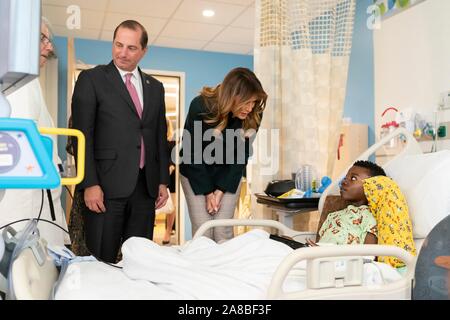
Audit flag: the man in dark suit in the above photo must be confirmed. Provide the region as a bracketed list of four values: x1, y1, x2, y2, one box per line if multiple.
[71, 20, 169, 263]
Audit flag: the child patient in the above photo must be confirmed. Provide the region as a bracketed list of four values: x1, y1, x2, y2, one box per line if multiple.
[270, 160, 416, 267]
[304, 160, 416, 268]
[306, 160, 384, 247]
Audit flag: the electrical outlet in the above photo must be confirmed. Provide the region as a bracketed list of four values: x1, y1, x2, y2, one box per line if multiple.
[439, 91, 450, 110]
[438, 122, 450, 139]
[438, 125, 446, 138]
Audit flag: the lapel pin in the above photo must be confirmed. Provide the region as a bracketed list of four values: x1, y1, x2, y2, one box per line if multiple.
[146, 80, 150, 84]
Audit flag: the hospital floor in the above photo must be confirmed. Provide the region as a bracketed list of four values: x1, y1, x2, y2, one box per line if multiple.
[153, 213, 176, 246]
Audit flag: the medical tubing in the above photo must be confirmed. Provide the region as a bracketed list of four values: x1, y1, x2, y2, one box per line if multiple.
[0, 219, 69, 234]
[0, 219, 34, 232]
[1, 193, 123, 273]
[6, 220, 40, 299]
[1, 209, 120, 299]
[46, 190, 56, 222]
[36, 189, 44, 222]
[0, 190, 44, 231]
[64, 185, 74, 201]
[0, 188, 67, 234]
[0, 219, 122, 270]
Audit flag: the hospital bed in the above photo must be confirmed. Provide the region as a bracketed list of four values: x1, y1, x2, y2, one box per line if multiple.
[8, 218, 412, 300]
[7, 128, 450, 300]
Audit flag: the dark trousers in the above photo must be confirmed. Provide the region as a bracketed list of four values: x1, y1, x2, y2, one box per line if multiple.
[83, 169, 156, 263]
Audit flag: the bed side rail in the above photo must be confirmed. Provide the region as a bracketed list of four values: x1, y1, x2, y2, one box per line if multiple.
[193, 219, 309, 239]
[267, 244, 416, 300]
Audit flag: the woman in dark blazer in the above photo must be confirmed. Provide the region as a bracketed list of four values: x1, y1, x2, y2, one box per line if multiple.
[179, 67, 268, 242]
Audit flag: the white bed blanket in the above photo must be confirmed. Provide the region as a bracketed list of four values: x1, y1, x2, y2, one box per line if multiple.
[55, 230, 402, 300]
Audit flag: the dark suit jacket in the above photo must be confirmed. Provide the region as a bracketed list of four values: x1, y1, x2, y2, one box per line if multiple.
[71, 61, 169, 199]
[179, 96, 256, 195]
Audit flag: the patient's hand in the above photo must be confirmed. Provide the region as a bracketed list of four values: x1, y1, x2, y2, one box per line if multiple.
[306, 238, 318, 247]
[364, 232, 378, 244]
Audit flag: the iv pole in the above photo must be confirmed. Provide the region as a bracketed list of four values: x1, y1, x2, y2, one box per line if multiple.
[0, 89, 12, 202]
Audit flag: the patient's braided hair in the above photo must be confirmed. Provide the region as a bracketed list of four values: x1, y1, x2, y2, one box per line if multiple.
[353, 160, 386, 177]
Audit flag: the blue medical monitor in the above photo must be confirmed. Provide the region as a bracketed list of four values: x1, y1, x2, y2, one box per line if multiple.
[0, 0, 41, 96]
[0, 118, 60, 189]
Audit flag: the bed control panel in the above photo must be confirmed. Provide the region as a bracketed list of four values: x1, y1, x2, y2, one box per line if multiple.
[0, 119, 60, 189]
[307, 257, 364, 289]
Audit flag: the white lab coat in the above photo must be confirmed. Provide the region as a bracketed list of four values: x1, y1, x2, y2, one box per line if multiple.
[0, 78, 70, 246]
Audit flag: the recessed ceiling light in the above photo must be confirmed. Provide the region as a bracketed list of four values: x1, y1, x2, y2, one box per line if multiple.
[202, 9, 215, 18]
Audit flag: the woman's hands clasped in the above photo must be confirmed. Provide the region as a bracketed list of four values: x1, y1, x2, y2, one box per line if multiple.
[205, 190, 224, 215]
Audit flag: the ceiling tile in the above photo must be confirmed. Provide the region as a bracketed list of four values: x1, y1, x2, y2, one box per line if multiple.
[203, 41, 253, 55]
[153, 36, 208, 51]
[43, 5, 105, 30]
[108, 0, 182, 18]
[52, 25, 101, 40]
[231, 5, 255, 29]
[160, 20, 224, 41]
[100, 30, 115, 42]
[42, 0, 109, 11]
[42, 0, 256, 55]
[99, 29, 157, 45]
[207, 0, 254, 5]
[214, 26, 254, 45]
[173, 0, 247, 25]
[103, 13, 167, 36]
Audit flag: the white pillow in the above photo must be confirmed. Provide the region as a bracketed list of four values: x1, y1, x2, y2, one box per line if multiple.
[383, 150, 450, 239]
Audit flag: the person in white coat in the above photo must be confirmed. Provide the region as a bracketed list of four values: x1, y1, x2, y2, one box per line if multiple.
[0, 18, 69, 246]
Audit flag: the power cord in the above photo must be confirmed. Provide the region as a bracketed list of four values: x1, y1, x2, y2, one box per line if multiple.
[1, 217, 122, 270]
[45, 190, 56, 221]
[0, 191, 122, 270]
[64, 185, 74, 201]
[0, 219, 40, 232]
[1, 190, 66, 234]
[36, 189, 44, 222]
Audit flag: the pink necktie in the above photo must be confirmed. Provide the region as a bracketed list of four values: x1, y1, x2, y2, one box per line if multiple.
[125, 73, 145, 168]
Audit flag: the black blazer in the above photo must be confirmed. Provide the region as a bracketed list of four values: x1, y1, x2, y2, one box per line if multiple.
[71, 61, 169, 199]
[179, 96, 256, 195]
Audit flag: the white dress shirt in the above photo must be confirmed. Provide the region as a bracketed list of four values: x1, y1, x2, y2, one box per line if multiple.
[115, 65, 144, 110]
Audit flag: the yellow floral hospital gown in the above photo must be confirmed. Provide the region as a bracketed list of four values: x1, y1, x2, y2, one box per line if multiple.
[363, 176, 416, 268]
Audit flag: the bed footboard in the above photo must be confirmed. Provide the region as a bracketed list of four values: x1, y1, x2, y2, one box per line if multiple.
[267, 244, 416, 300]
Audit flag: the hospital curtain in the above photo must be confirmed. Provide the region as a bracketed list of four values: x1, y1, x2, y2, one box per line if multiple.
[250, 0, 356, 221]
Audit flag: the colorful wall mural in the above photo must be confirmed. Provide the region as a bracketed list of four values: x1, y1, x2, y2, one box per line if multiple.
[373, 0, 426, 16]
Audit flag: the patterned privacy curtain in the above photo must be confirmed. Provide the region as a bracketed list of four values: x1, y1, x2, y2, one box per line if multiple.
[250, 0, 356, 220]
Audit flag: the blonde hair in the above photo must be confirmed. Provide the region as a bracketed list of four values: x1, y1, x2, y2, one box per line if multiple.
[201, 68, 267, 132]
[41, 16, 57, 59]
[41, 16, 53, 37]
[166, 118, 174, 141]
